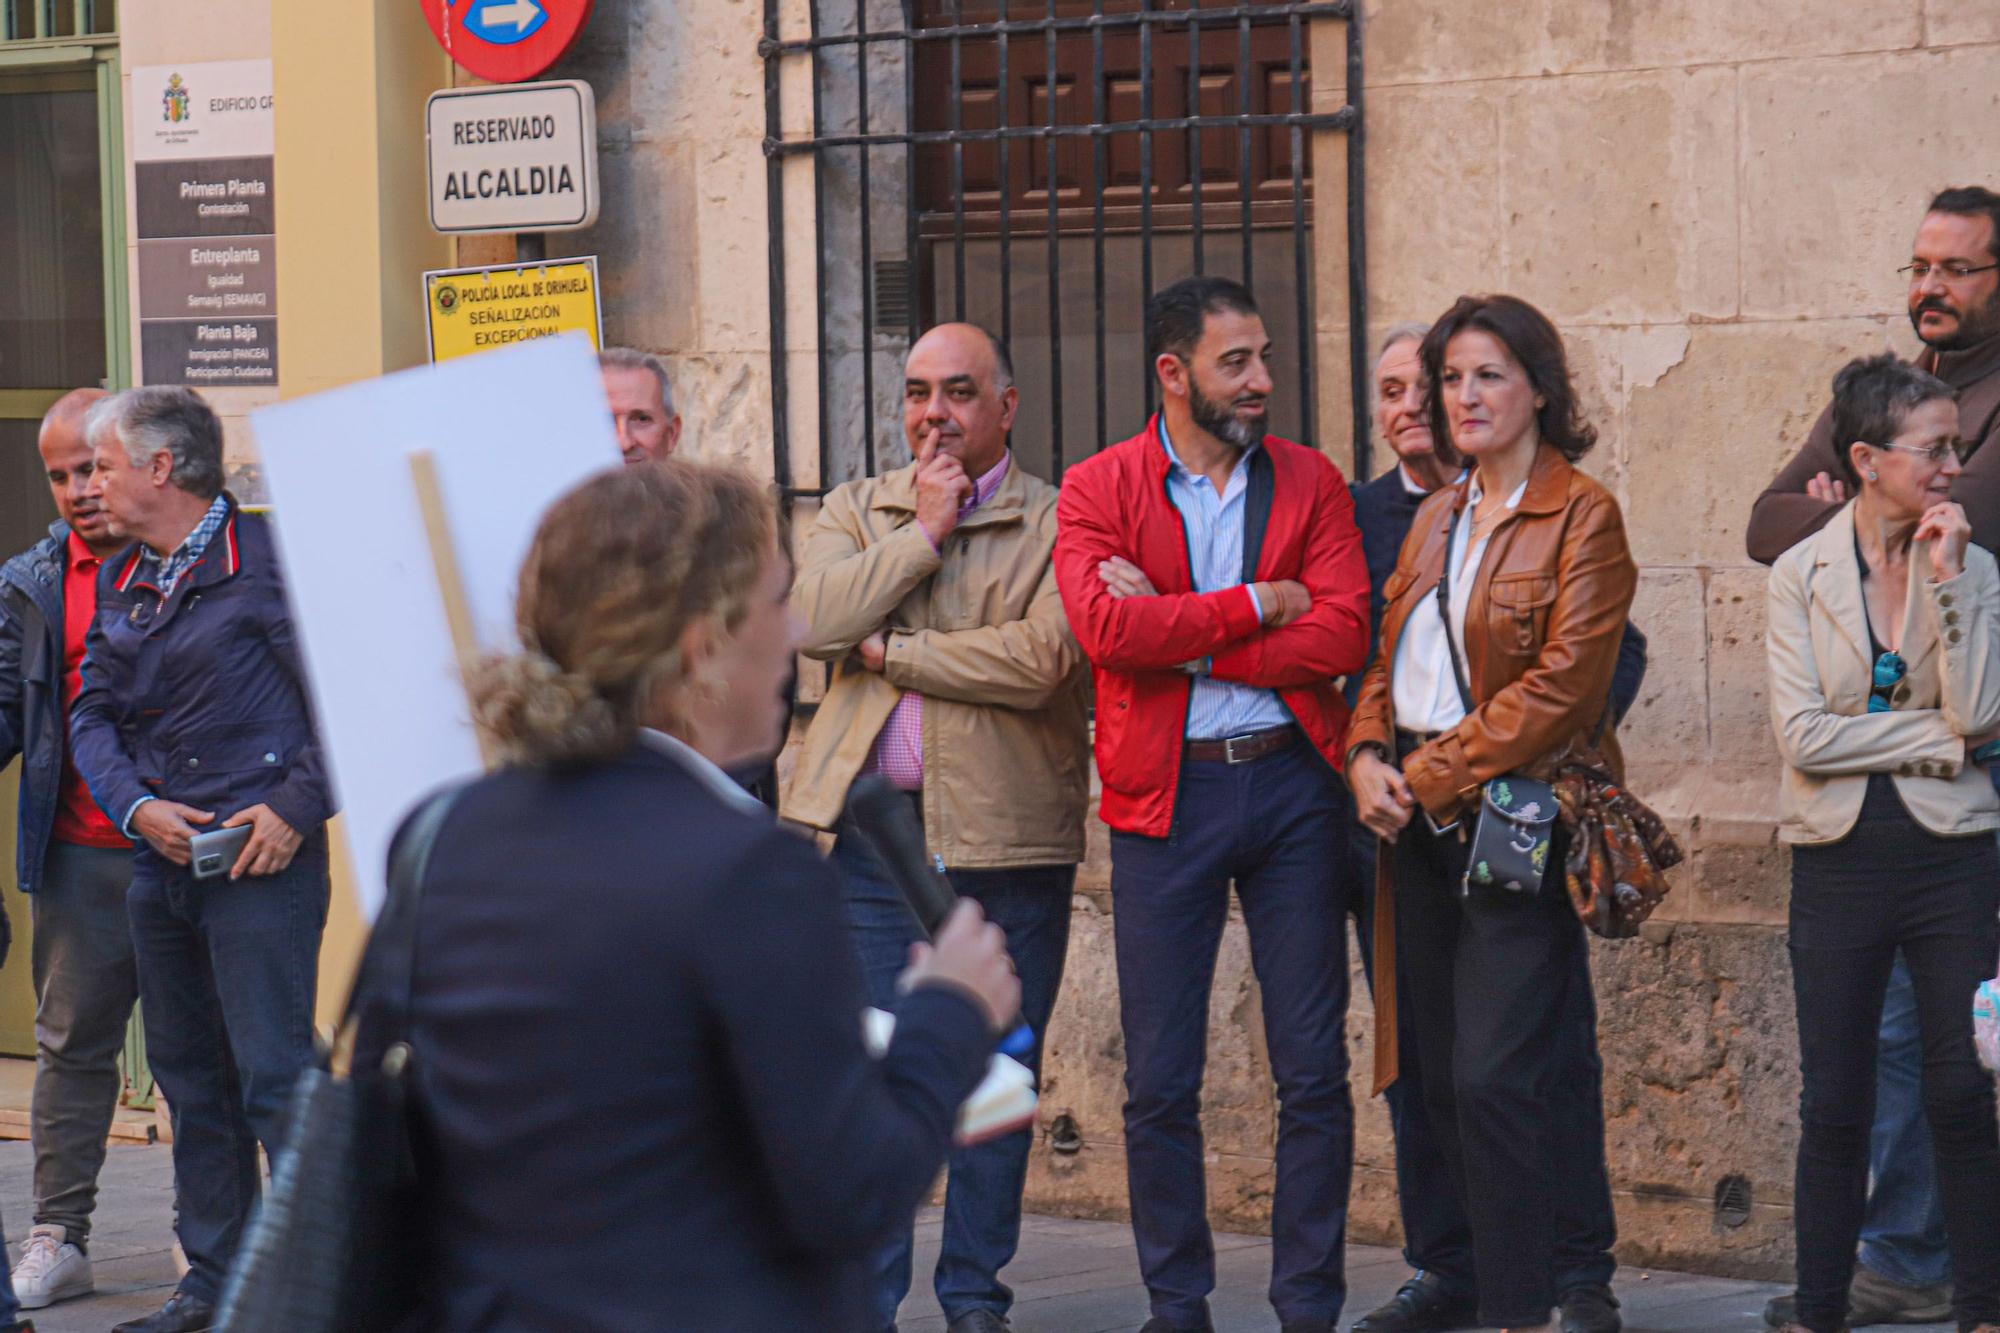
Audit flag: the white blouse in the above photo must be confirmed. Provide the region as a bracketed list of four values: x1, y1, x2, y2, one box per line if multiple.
[1390, 475, 1529, 733]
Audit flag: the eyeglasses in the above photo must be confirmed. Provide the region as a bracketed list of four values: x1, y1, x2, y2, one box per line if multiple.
[1877, 439, 1970, 465]
[1899, 260, 2000, 285]
[1869, 650, 1907, 714]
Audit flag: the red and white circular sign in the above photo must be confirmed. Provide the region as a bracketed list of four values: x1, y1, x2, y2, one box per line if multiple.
[420, 0, 596, 84]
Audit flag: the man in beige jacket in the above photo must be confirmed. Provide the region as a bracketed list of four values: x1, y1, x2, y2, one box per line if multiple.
[785, 322, 1089, 1333]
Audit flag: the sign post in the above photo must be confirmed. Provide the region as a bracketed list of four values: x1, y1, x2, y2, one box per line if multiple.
[419, 0, 597, 83]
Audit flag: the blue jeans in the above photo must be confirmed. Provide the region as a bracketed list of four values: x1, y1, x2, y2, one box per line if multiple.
[127, 840, 330, 1304]
[1110, 744, 1353, 1328]
[830, 831, 1075, 1330]
[1858, 952, 1950, 1288]
[0, 1216, 16, 1325]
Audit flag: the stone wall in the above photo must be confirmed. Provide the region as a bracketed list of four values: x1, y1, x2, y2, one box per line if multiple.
[541, 0, 781, 482]
[562, 0, 2000, 1280]
[1024, 0, 2000, 1282]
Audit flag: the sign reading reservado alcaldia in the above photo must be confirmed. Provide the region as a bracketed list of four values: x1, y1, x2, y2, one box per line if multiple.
[425, 80, 599, 235]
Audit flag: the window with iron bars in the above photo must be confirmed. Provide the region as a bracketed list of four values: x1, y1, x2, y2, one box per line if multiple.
[762, 0, 1367, 495]
[0, 0, 115, 42]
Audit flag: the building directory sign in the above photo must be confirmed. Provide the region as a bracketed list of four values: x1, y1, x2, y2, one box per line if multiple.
[131, 60, 277, 389]
[426, 81, 599, 234]
[423, 257, 603, 362]
[419, 0, 597, 83]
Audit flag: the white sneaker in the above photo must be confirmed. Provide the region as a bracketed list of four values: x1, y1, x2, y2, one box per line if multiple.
[11, 1223, 93, 1309]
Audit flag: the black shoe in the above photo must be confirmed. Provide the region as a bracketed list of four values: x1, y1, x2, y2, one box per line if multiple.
[1559, 1284, 1621, 1333]
[1279, 1320, 1333, 1333]
[0, 1320, 33, 1333]
[1138, 1319, 1215, 1333]
[110, 1292, 215, 1333]
[1352, 1272, 1479, 1333]
[946, 1312, 1011, 1333]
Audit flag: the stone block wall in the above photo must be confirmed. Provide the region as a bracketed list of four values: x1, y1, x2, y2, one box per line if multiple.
[1023, 0, 2000, 1282]
[568, 0, 2000, 1280]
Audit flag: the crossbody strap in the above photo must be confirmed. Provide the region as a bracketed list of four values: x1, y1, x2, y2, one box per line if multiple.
[341, 783, 466, 1052]
[1435, 504, 1479, 718]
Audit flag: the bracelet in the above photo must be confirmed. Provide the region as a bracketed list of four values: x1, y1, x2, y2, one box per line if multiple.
[1345, 741, 1390, 769]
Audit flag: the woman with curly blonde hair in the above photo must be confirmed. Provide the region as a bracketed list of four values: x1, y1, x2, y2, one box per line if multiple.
[391, 459, 1020, 1331]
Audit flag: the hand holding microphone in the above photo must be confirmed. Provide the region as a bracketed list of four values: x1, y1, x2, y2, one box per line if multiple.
[847, 775, 1031, 1047]
[900, 900, 1020, 1035]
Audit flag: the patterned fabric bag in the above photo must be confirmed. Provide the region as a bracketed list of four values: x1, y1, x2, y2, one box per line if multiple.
[1551, 759, 1683, 939]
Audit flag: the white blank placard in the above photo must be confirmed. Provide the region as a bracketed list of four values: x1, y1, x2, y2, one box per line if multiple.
[252, 333, 616, 918]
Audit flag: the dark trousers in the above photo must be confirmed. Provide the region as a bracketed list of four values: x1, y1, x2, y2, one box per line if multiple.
[127, 840, 329, 1304]
[1858, 952, 1950, 1288]
[830, 830, 1075, 1331]
[1343, 809, 1618, 1306]
[1788, 793, 2000, 1333]
[1110, 744, 1352, 1328]
[30, 840, 139, 1243]
[1392, 813, 1605, 1327]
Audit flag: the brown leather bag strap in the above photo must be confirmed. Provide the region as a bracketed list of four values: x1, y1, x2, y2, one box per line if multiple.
[1370, 838, 1399, 1096]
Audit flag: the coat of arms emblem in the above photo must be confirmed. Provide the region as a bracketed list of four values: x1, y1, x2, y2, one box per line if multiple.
[163, 73, 190, 124]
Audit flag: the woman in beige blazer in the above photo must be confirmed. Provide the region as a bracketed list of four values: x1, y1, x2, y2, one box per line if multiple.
[1765, 353, 2000, 1333]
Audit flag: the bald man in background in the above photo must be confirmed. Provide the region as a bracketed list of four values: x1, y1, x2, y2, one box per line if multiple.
[0, 389, 140, 1313]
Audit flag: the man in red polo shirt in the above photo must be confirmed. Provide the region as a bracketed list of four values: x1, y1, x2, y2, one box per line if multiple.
[1054, 277, 1370, 1333]
[0, 388, 138, 1312]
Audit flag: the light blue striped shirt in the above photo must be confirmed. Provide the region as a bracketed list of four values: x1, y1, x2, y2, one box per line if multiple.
[1159, 422, 1293, 739]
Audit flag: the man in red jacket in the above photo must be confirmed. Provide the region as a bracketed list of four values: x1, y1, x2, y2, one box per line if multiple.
[1053, 276, 1369, 1333]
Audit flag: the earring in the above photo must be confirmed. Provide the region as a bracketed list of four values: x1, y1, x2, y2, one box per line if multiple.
[1866, 470, 1879, 481]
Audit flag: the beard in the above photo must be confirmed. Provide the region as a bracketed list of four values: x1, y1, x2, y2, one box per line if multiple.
[1188, 380, 1269, 451]
[1911, 284, 2000, 351]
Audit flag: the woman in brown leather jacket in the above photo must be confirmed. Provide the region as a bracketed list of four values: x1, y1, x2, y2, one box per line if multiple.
[1345, 294, 1638, 1333]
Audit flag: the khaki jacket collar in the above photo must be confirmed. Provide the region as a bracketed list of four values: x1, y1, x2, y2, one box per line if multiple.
[1804, 501, 1939, 682]
[868, 453, 1028, 530]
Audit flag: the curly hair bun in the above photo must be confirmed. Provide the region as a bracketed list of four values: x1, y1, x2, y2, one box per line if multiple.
[468, 650, 623, 767]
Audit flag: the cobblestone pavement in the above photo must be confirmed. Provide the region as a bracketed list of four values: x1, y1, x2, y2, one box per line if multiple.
[0, 1142, 1953, 1331]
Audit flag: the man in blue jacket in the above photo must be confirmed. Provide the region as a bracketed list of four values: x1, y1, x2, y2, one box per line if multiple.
[0, 388, 141, 1315]
[69, 386, 335, 1333]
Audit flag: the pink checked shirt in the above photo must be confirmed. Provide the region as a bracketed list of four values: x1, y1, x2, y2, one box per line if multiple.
[860, 452, 1013, 790]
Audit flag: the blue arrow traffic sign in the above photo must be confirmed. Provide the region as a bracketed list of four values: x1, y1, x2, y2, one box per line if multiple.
[451, 0, 548, 45]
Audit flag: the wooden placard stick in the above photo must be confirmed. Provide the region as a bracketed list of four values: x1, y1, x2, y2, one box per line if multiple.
[410, 449, 499, 771]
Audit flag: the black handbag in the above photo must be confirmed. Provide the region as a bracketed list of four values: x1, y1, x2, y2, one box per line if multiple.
[1434, 508, 1558, 897]
[214, 785, 463, 1333]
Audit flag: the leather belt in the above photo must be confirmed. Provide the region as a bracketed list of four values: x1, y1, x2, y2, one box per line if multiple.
[1185, 725, 1300, 765]
[1394, 727, 1439, 761]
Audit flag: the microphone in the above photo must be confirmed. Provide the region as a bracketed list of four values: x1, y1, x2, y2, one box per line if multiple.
[845, 776, 957, 934]
[844, 775, 1034, 1058]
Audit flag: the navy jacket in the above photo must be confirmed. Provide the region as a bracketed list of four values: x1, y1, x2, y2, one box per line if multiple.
[69, 496, 334, 846]
[0, 523, 76, 893]
[1347, 466, 1648, 720]
[399, 742, 992, 1331]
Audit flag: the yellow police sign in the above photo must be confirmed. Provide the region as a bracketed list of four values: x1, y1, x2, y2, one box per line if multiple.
[423, 256, 602, 362]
